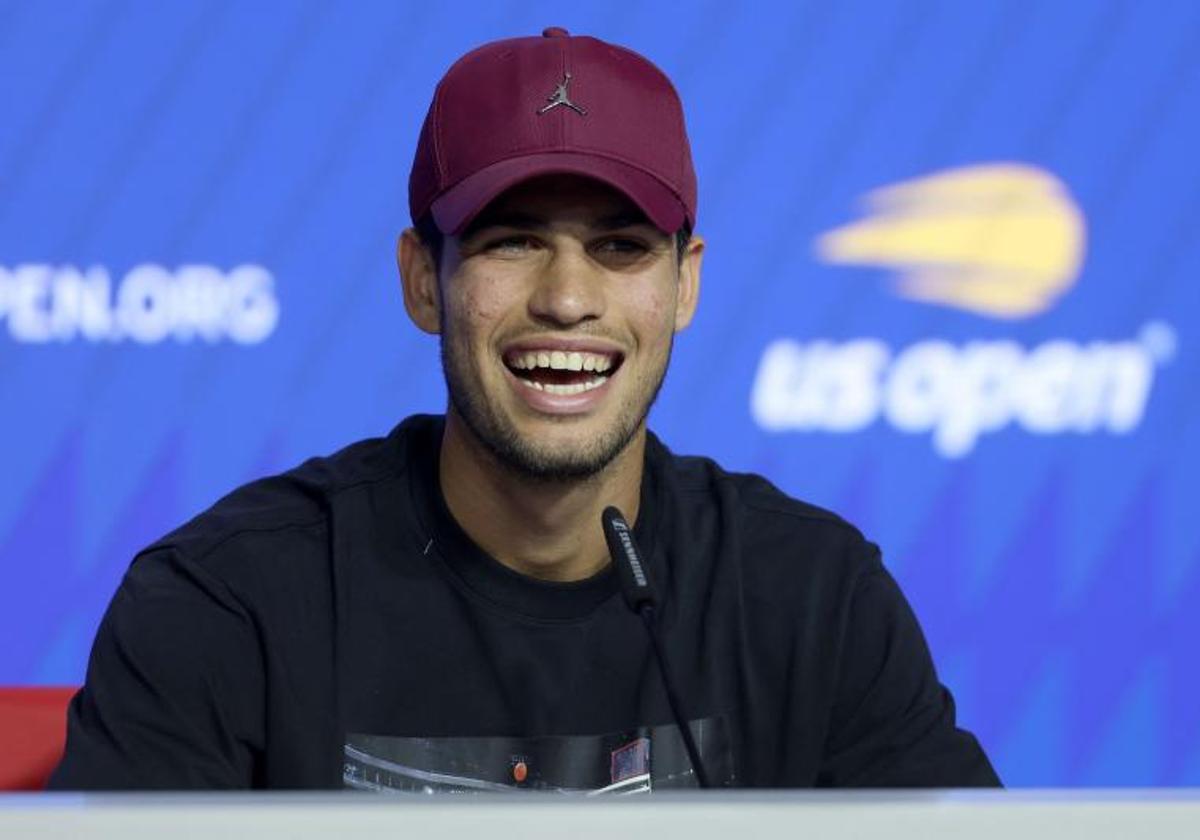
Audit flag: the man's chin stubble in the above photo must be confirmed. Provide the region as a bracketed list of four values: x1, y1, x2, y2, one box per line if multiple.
[447, 390, 644, 484]
[439, 333, 672, 483]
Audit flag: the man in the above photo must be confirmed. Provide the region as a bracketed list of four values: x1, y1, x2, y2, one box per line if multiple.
[50, 28, 999, 791]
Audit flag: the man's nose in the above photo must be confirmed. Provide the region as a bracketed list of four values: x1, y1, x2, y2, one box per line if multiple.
[527, 246, 606, 327]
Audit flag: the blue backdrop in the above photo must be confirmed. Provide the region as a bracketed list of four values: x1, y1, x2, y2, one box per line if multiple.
[2, 0, 1198, 787]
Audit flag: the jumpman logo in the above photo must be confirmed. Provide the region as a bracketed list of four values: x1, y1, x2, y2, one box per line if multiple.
[538, 73, 587, 116]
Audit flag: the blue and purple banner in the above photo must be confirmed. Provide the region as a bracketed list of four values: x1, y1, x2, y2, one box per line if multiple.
[2, 0, 1198, 786]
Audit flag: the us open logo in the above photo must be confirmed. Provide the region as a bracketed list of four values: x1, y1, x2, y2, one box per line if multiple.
[814, 163, 1084, 319]
[751, 162, 1177, 458]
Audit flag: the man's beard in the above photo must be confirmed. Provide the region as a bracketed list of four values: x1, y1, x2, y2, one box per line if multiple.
[439, 335, 670, 482]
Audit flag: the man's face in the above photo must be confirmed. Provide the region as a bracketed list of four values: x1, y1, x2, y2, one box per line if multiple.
[431, 175, 701, 480]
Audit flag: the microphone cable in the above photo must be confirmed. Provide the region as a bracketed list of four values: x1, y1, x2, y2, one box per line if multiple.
[602, 506, 711, 789]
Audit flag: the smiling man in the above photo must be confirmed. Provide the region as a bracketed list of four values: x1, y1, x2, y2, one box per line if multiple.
[51, 28, 999, 791]
[403, 174, 699, 585]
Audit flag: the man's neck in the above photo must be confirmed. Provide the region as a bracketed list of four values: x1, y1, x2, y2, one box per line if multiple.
[438, 412, 644, 583]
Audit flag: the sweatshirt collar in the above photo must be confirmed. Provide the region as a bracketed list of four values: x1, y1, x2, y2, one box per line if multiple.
[401, 415, 665, 622]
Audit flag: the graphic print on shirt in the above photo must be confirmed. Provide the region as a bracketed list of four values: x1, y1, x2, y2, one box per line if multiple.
[343, 716, 734, 793]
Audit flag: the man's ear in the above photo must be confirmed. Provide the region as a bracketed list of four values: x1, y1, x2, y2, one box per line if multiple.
[673, 234, 704, 332]
[398, 228, 441, 335]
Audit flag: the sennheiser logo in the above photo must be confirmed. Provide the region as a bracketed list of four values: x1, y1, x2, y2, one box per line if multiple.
[0, 263, 279, 344]
[612, 520, 647, 588]
[814, 163, 1085, 318]
[538, 73, 587, 116]
[750, 162, 1177, 458]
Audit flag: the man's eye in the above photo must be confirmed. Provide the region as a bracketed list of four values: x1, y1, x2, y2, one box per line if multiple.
[486, 235, 536, 253]
[594, 238, 648, 256]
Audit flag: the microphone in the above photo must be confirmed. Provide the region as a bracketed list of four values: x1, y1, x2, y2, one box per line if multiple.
[602, 506, 711, 789]
[602, 506, 656, 613]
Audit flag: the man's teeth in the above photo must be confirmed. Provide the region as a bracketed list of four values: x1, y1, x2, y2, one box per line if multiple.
[511, 351, 614, 373]
[519, 376, 609, 395]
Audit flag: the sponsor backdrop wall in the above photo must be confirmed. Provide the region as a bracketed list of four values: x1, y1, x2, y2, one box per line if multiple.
[2, 0, 1198, 786]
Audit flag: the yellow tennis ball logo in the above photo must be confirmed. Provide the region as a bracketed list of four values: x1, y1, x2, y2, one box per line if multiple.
[815, 163, 1086, 319]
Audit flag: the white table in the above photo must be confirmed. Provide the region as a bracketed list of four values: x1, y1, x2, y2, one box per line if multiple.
[3, 790, 1198, 839]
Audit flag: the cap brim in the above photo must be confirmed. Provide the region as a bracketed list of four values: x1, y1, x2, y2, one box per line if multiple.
[430, 152, 688, 236]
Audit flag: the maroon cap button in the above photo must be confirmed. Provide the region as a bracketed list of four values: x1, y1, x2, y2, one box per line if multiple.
[408, 28, 697, 235]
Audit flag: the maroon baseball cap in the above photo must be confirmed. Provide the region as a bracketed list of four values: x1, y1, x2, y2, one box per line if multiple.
[409, 27, 697, 236]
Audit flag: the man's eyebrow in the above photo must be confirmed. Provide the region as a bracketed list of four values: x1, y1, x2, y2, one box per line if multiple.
[461, 209, 656, 239]
[594, 212, 654, 231]
[462, 212, 546, 238]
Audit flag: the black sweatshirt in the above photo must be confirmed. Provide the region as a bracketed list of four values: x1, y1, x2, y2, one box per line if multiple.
[50, 414, 999, 790]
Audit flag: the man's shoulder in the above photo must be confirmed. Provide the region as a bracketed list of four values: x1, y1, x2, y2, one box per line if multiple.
[655, 439, 859, 528]
[650, 436, 876, 565]
[144, 414, 435, 567]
